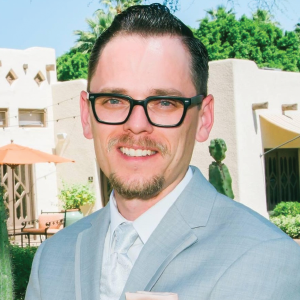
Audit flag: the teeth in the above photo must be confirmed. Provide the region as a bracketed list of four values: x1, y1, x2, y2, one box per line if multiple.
[120, 147, 156, 157]
[129, 148, 135, 156]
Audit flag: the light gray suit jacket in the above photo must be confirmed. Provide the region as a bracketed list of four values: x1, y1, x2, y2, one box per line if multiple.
[25, 167, 300, 300]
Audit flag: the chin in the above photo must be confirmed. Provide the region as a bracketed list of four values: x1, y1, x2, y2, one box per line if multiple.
[109, 172, 165, 200]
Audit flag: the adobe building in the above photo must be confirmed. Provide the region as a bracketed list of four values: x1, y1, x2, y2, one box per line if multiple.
[193, 59, 300, 218]
[0, 47, 101, 232]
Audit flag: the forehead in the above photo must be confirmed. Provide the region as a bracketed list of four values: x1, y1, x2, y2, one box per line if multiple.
[90, 34, 196, 97]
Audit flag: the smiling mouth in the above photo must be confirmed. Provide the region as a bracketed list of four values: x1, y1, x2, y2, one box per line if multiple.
[120, 147, 156, 157]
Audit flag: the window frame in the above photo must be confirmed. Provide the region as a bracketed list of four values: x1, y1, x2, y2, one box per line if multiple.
[0, 108, 8, 128]
[18, 108, 47, 128]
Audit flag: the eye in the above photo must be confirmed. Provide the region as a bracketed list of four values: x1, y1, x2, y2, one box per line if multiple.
[108, 98, 122, 105]
[95, 96, 129, 107]
[154, 99, 182, 110]
[160, 100, 173, 107]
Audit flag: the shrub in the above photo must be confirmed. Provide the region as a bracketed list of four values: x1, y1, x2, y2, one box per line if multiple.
[10, 245, 38, 300]
[270, 215, 300, 239]
[0, 185, 13, 300]
[59, 182, 95, 210]
[272, 201, 300, 217]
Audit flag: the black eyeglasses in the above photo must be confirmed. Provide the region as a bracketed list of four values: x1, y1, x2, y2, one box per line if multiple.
[87, 93, 204, 128]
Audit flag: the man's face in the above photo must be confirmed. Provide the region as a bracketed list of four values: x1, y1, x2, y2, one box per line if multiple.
[81, 34, 213, 201]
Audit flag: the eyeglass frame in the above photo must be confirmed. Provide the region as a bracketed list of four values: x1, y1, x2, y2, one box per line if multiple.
[87, 92, 204, 128]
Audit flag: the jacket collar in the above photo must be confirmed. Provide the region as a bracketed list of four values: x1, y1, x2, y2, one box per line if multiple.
[175, 166, 217, 228]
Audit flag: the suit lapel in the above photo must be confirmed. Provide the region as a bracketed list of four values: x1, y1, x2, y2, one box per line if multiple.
[75, 204, 110, 300]
[120, 167, 218, 299]
[120, 206, 197, 300]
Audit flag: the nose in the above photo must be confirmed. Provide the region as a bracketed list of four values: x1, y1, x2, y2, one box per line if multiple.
[123, 104, 153, 134]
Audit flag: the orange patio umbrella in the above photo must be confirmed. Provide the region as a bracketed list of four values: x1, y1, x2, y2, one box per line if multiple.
[0, 141, 75, 235]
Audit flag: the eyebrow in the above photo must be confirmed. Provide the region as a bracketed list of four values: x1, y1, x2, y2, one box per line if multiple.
[99, 87, 128, 94]
[97, 87, 184, 97]
[149, 88, 184, 97]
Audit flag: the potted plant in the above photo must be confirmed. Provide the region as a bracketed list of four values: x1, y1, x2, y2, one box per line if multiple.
[58, 183, 95, 226]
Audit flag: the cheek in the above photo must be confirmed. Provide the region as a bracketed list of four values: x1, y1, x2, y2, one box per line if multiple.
[93, 138, 107, 169]
[166, 130, 189, 162]
[91, 124, 113, 164]
[174, 115, 198, 157]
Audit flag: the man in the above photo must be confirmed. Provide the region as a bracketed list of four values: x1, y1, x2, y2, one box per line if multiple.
[26, 4, 300, 300]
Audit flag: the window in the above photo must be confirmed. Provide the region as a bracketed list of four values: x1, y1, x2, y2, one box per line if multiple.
[6, 69, 18, 85]
[18, 109, 46, 127]
[34, 71, 45, 86]
[0, 109, 8, 127]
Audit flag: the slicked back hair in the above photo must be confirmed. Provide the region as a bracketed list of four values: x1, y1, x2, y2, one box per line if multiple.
[88, 3, 209, 96]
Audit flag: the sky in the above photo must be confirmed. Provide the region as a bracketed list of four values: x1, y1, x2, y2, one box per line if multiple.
[1, 0, 300, 58]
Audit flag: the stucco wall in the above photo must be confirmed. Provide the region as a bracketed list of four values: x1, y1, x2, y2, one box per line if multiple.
[0, 47, 59, 221]
[191, 60, 239, 203]
[51, 79, 102, 213]
[232, 60, 268, 216]
[257, 67, 300, 149]
[193, 59, 300, 218]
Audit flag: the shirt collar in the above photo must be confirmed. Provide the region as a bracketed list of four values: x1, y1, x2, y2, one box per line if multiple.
[109, 166, 193, 244]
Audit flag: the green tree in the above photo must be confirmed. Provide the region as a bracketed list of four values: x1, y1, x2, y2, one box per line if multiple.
[163, 0, 179, 13]
[102, 0, 142, 14]
[101, 0, 179, 13]
[73, 9, 114, 54]
[295, 22, 300, 38]
[194, 7, 300, 72]
[58, 0, 144, 81]
[252, 9, 278, 24]
[73, 0, 144, 54]
[56, 50, 90, 81]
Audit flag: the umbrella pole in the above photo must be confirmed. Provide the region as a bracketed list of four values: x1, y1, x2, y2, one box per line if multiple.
[7, 165, 16, 236]
[11, 166, 16, 236]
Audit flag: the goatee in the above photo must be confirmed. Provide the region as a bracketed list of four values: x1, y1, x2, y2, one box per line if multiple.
[109, 173, 165, 200]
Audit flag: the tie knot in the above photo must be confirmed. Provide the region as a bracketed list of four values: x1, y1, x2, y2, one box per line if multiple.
[113, 222, 138, 254]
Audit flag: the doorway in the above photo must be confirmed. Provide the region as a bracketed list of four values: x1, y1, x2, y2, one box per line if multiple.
[264, 149, 299, 211]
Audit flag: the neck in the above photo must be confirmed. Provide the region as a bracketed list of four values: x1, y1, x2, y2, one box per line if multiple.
[114, 195, 162, 221]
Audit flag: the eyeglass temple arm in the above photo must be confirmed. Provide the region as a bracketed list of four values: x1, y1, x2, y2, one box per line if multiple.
[190, 95, 204, 105]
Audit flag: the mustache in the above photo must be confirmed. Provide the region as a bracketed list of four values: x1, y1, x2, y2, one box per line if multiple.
[108, 134, 170, 157]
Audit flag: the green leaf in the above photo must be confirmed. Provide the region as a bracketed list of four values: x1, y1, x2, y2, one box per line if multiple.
[58, 182, 96, 210]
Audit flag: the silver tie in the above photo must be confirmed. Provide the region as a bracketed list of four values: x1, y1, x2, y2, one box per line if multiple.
[100, 222, 139, 300]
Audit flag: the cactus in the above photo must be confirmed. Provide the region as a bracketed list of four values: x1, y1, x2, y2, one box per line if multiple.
[209, 139, 234, 199]
[0, 185, 14, 300]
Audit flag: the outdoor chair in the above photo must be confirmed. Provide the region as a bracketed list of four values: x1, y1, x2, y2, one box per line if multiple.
[21, 212, 65, 242]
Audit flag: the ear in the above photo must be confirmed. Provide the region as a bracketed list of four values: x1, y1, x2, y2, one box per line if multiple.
[80, 91, 93, 139]
[195, 94, 214, 142]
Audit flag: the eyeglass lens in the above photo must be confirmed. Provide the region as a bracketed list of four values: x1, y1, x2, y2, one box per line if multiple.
[94, 95, 184, 126]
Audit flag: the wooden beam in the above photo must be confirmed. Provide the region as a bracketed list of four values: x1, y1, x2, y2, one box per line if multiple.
[282, 104, 298, 112]
[46, 64, 55, 71]
[252, 102, 269, 110]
